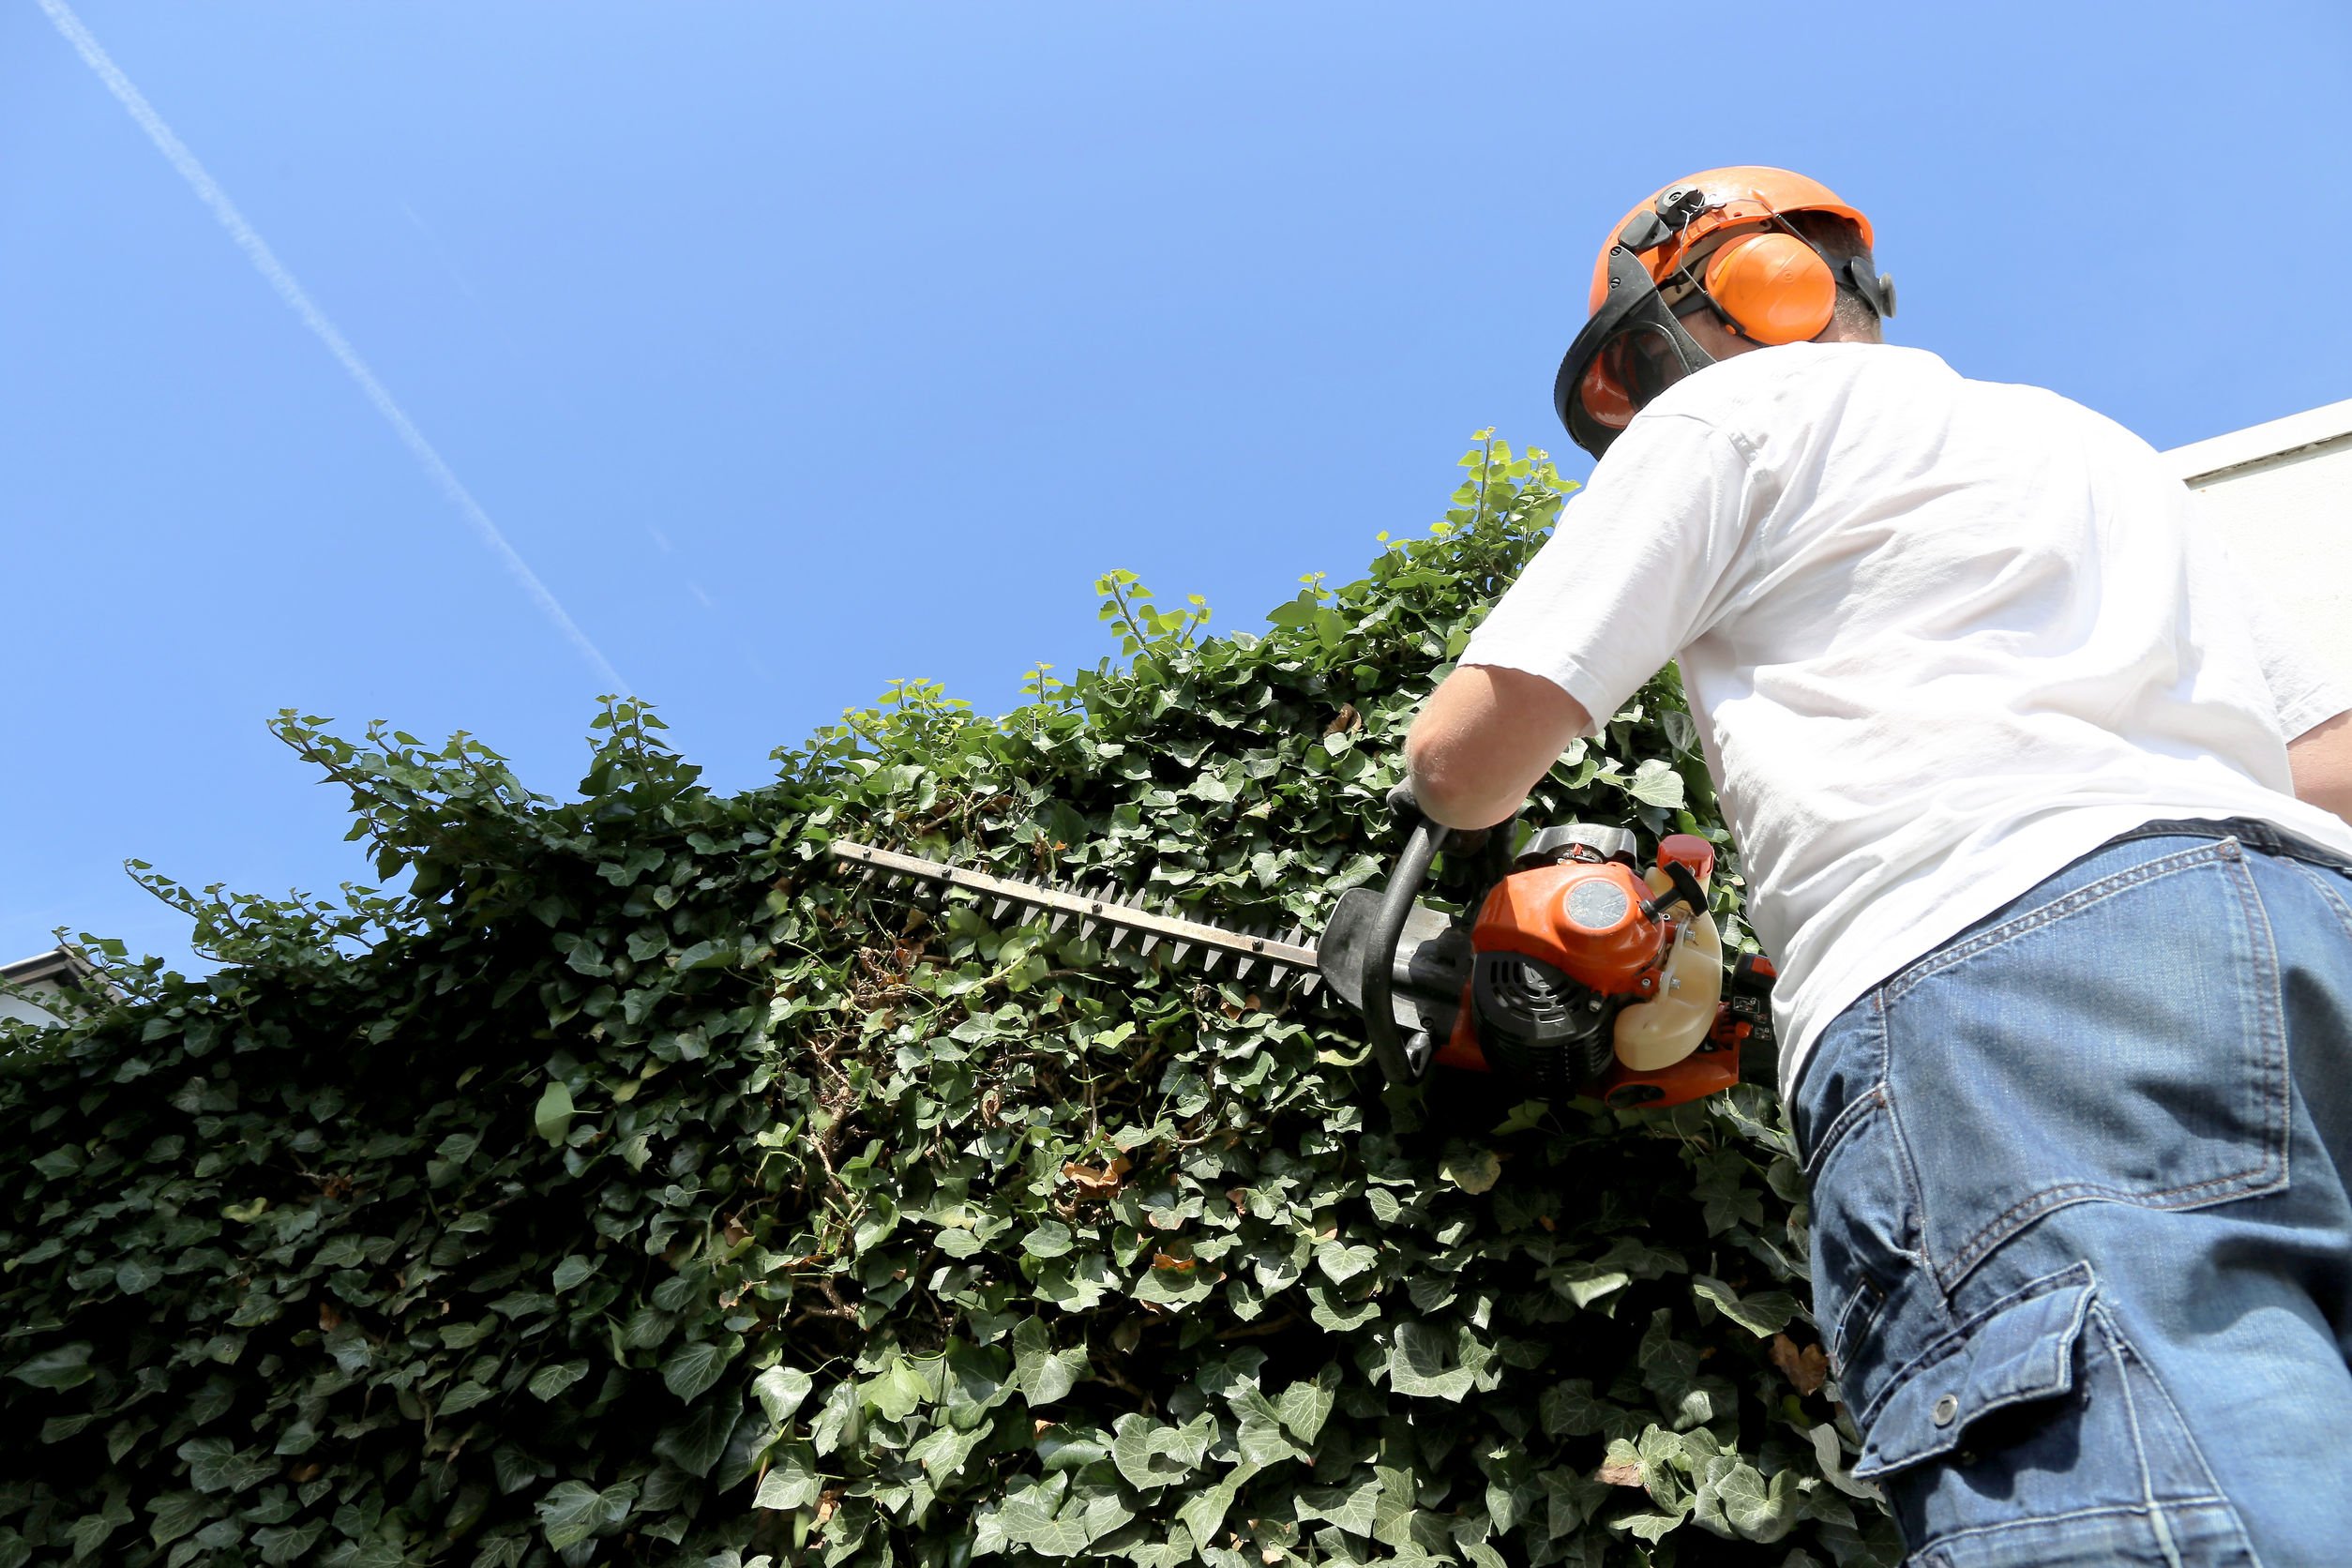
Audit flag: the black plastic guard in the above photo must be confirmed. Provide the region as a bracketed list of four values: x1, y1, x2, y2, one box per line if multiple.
[1321, 886, 1470, 1037]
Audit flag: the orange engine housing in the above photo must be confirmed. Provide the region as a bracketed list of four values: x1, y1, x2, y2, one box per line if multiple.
[1470, 859, 1663, 993]
[1431, 842, 1744, 1109]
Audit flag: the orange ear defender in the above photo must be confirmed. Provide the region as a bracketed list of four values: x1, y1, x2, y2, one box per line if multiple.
[1698, 229, 1839, 344]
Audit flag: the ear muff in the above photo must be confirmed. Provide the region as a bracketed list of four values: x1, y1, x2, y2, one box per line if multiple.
[1700, 231, 1838, 344]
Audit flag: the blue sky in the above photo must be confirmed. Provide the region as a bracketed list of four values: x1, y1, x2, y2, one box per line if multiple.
[6, 2, 2348, 970]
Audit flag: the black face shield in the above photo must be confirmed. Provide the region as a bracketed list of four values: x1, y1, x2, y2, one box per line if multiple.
[1551, 243, 1718, 460]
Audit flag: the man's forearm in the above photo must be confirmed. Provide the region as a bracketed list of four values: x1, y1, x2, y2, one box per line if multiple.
[2289, 709, 2352, 825]
[1403, 664, 1591, 830]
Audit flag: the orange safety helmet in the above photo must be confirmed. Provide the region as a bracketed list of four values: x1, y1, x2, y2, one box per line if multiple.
[1553, 167, 1893, 459]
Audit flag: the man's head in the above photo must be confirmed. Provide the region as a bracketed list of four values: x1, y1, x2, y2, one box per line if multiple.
[1553, 168, 1893, 457]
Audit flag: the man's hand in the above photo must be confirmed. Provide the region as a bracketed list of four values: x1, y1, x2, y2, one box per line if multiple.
[1403, 664, 1591, 830]
[2289, 709, 2352, 825]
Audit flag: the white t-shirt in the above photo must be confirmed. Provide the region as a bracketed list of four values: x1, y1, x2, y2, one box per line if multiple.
[1461, 343, 2352, 1092]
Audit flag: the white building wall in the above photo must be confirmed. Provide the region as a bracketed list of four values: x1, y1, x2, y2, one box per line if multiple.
[2165, 399, 2352, 692]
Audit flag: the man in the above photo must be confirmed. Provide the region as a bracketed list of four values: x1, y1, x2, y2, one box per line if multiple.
[1405, 166, 2352, 1564]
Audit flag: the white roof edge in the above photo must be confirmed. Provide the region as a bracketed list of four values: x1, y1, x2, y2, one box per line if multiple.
[2163, 397, 2352, 483]
[1, 945, 91, 986]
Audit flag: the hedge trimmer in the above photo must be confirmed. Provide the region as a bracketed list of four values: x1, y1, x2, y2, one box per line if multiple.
[830, 805, 1772, 1110]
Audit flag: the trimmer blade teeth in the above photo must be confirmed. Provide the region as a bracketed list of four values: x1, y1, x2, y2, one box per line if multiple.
[1296, 974, 1322, 998]
[991, 897, 1014, 920]
[1168, 942, 1193, 966]
[1127, 892, 1162, 955]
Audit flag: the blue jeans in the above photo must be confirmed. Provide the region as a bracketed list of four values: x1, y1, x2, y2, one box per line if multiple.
[1791, 820, 2352, 1567]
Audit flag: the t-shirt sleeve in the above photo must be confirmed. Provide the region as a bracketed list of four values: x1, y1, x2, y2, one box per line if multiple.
[1457, 412, 1762, 735]
[2249, 598, 2352, 740]
[2204, 521, 2352, 740]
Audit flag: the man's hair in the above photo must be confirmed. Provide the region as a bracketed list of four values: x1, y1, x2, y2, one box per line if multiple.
[1787, 212, 1885, 340]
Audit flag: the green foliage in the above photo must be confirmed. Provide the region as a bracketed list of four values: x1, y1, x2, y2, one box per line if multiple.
[0, 434, 1895, 1568]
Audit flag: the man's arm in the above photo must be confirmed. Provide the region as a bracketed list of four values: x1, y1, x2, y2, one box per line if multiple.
[2289, 709, 2352, 825]
[1403, 664, 1592, 830]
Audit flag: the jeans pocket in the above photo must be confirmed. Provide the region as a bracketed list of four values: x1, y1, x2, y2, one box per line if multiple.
[1856, 1267, 2254, 1568]
[1879, 840, 2289, 1290]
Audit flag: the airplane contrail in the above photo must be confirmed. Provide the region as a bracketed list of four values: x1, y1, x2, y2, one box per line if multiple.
[37, 0, 629, 693]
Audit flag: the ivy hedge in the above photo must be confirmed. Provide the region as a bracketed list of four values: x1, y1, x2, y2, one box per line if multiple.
[0, 435, 1899, 1568]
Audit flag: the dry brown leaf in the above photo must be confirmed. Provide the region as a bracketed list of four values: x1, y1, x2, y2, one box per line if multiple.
[319, 1303, 343, 1332]
[1227, 1187, 1250, 1214]
[1324, 703, 1362, 736]
[1770, 1333, 1830, 1396]
[1062, 1154, 1131, 1198]
[1151, 1252, 1197, 1273]
[1598, 1458, 1643, 1487]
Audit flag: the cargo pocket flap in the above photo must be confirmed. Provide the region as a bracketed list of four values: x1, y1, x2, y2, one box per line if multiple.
[1853, 1265, 2094, 1480]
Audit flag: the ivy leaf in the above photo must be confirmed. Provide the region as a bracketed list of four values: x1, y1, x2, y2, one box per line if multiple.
[532, 1081, 575, 1145]
[1010, 1319, 1089, 1407]
[1691, 1455, 1799, 1544]
[1298, 1470, 1383, 1537]
[114, 1258, 164, 1295]
[550, 1255, 599, 1291]
[1173, 1461, 1259, 1550]
[860, 1355, 931, 1423]
[660, 1334, 743, 1402]
[752, 1444, 822, 1511]
[177, 1438, 273, 1494]
[652, 1395, 744, 1478]
[997, 1475, 1091, 1559]
[752, 1365, 814, 1424]
[535, 1479, 634, 1551]
[1034, 1252, 1116, 1312]
[1439, 1148, 1502, 1195]
[526, 1360, 590, 1401]
[1388, 1321, 1477, 1402]
[1691, 1275, 1799, 1338]
[1274, 1364, 1341, 1444]
[7, 1343, 95, 1390]
[1628, 758, 1686, 808]
[1314, 1237, 1378, 1284]
[144, 1491, 211, 1547]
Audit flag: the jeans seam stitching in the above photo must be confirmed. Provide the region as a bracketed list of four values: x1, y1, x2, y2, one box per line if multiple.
[2230, 848, 2292, 1208]
[1934, 1168, 2282, 1291]
[2094, 1303, 2249, 1558]
[1833, 1276, 1888, 1378]
[2097, 1304, 2183, 1568]
[1914, 1498, 2237, 1559]
[1881, 843, 2231, 1007]
[1802, 1083, 1886, 1181]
